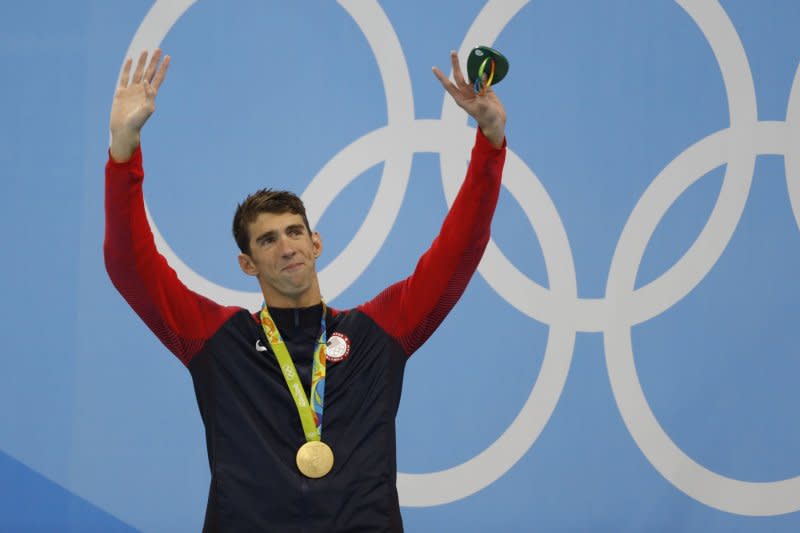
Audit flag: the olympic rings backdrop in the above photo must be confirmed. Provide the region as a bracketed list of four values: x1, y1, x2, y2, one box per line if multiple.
[2, 1, 800, 531]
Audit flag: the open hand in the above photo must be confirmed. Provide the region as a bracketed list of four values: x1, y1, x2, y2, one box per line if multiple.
[433, 51, 506, 148]
[109, 49, 170, 162]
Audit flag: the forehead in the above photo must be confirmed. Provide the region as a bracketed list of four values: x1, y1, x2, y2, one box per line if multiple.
[248, 211, 307, 238]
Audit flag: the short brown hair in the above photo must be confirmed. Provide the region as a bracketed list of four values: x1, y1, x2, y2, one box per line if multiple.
[232, 189, 312, 254]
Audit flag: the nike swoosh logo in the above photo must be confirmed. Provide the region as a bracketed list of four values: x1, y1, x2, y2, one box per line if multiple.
[255, 340, 268, 352]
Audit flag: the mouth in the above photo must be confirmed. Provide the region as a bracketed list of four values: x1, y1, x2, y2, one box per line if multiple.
[282, 262, 305, 273]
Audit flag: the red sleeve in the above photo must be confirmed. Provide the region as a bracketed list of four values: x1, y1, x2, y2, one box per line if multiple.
[357, 128, 506, 356]
[104, 146, 239, 365]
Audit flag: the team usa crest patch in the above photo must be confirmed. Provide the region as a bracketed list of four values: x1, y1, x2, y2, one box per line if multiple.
[326, 332, 350, 363]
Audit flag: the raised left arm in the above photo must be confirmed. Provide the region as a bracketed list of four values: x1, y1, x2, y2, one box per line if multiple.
[357, 51, 508, 355]
[357, 128, 505, 356]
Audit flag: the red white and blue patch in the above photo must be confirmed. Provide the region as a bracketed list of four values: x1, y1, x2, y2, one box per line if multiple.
[326, 332, 350, 363]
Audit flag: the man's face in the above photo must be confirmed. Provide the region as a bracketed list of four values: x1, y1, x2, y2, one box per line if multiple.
[238, 211, 322, 307]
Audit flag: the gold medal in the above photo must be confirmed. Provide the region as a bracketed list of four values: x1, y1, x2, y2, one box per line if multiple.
[296, 441, 334, 478]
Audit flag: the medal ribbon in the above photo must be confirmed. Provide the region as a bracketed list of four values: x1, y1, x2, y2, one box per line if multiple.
[260, 303, 328, 442]
[474, 57, 496, 96]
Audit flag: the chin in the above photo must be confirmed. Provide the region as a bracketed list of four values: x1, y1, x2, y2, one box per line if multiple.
[282, 283, 312, 299]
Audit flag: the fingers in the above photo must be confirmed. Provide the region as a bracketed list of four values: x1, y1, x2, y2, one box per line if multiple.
[143, 49, 162, 84]
[432, 66, 460, 101]
[431, 66, 450, 88]
[131, 50, 147, 84]
[119, 50, 170, 91]
[118, 58, 132, 89]
[152, 54, 170, 91]
[450, 50, 467, 87]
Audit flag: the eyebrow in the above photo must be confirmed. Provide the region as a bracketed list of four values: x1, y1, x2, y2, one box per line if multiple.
[254, 230, 277, 245]
[285, 223, 307, 234]
[254, 224, 307, 244]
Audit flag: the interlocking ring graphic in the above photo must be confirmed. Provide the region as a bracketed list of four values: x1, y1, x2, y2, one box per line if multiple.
[124, 0, 800, 516]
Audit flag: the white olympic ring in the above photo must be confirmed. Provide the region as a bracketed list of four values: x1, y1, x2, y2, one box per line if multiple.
[122, 0, 800, 516]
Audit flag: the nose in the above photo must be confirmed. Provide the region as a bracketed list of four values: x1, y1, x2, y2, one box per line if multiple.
[277, 235, 296, 258]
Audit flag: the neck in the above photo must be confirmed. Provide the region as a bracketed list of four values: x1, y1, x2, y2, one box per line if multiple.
[266, 297, 322, 309]
[261, 280, 322, 308]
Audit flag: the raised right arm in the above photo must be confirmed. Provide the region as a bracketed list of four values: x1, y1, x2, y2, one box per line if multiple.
[105, 51, 237, 365]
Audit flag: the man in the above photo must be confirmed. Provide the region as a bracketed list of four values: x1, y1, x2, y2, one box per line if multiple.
[105, 49, 506, 532]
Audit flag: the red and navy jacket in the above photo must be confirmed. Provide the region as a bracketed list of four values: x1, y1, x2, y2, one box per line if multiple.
[104, 129, 506, 532]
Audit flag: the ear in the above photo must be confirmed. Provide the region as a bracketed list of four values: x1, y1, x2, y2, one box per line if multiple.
[311, 231, 323, 259]
[238, 253, 259, 276]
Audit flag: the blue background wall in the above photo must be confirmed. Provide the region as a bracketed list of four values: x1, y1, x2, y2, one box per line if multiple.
[2, 1, 800, 531]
